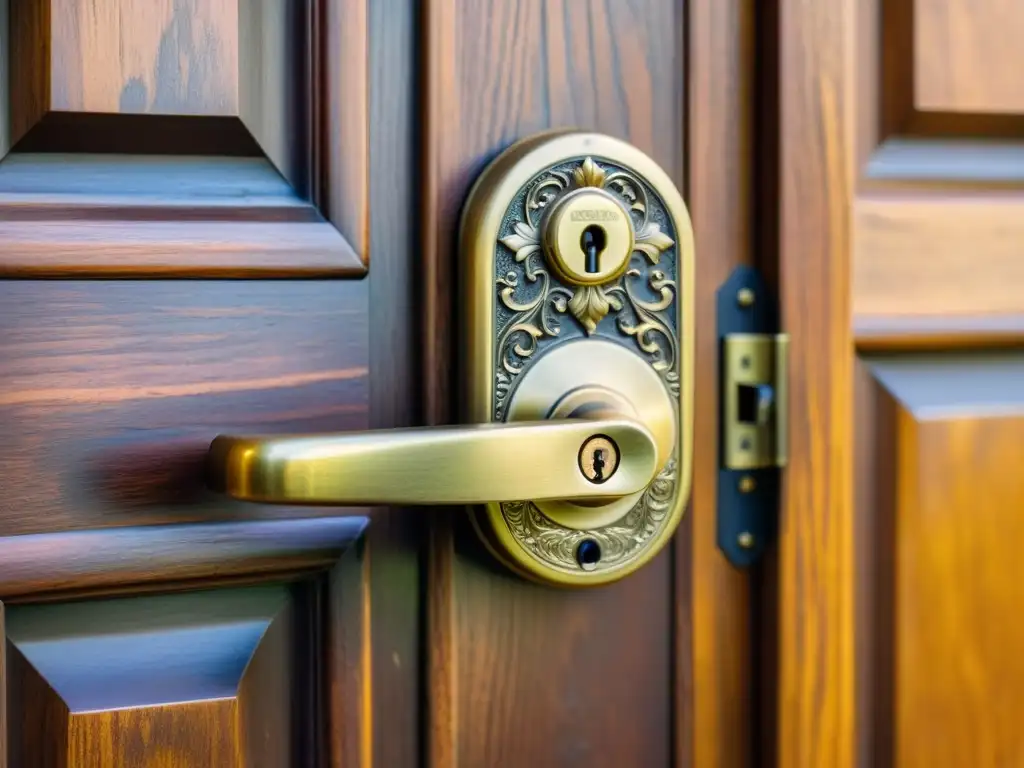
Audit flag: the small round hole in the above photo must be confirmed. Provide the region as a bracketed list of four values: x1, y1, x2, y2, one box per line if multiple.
[575, 538, 602, 571]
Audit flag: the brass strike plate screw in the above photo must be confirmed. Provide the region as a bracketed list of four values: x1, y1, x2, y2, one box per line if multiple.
[736, 288, 755, 307]
[737, 531, 755, 549]
[738, 475, 757, 493]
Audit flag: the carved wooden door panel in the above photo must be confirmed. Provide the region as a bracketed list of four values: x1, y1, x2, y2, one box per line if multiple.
[0, 1, 752, 766]
[774, 1, 1024, 767]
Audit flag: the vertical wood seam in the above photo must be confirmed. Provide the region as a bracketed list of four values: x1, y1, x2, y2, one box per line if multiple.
[777, 0, 857, 765]
[423, 1, 458, 766]
[686, 0, 756, 766]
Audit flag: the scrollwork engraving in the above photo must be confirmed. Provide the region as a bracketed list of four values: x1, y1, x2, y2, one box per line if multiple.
[493, 156, 684, 572]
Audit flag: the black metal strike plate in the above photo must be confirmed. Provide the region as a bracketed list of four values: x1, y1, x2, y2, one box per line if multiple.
[716, 266, 780, 568]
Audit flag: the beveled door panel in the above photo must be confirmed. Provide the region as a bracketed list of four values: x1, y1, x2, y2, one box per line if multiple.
[0, 0, 367, 275]
[775, 0, 1024, 766]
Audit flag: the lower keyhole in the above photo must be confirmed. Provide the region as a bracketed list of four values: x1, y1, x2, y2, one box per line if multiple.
[581, 225, 607, 274]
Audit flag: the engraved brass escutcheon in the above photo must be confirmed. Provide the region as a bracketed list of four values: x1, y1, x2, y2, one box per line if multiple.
[459, 130, 695, 586]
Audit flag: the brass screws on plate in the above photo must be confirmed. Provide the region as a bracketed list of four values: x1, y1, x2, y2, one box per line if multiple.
[737, 531, 755, 549]
[736, 288, 755, 308]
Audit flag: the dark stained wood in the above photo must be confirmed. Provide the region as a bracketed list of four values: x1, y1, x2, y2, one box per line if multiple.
[363, 0, 421, 764]
[0, 281, 366, 536]
[0, 154, 363, 276]
[326, 544, 371, 767]
[0, 604, 5, 768]
[421, 3, 708, 765]
[48, 0, 239, 116]
[5, 642, 69, 767]
[238, 0, 310, 198]
[2, 579, 353, 763]
[12, 112, 262, 156]
[318, 0, 369, 264]
[8, 0, 49, 148]
[0, 517, 366, 602]
[237, 593, 297, 767]
[687, 0, 756, 765]
[0, 0, 370, 273]
[775, 0, 857, 766]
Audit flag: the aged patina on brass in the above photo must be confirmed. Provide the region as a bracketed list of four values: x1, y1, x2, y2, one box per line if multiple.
[207, 130, 694, 587]
[460, 130, 694, 586]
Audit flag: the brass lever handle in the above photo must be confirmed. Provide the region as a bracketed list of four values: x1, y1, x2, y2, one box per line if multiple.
[207, 418, 659, 506]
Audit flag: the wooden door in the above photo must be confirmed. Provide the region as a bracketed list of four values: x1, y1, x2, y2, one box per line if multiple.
[774, 0, 1024, 766]
[0, 1, 754, 766]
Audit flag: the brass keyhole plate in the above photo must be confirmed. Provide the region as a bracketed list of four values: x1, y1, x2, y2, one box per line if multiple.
[459, 130, 695, 587]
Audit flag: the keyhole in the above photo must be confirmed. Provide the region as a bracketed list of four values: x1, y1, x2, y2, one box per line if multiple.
[581, 225, 607, 274]
[592, 449, 606, 481]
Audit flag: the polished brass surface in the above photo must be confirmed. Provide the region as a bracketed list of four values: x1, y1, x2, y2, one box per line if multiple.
[460, 130, 694, 586]
[206, 130, 695, 588]
[505, 341, 675, 533]
[722, 333, 790, 470]
[208, 418, 659, 505]
[543, 187, 634, 286]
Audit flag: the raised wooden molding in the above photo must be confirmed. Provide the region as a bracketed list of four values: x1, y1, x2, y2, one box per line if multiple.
[0, 0, 368, 277]
[0, 516, 367, 602]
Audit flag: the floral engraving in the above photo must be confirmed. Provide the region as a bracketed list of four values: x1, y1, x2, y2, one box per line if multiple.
[496, 156, 680, 412]
[503, 459, 678, 573]
[493, 156, 684, 571]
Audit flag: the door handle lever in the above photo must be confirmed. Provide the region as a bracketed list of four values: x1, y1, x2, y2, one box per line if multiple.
[208, 130, 695, 587]
[207, 417, 659, 506]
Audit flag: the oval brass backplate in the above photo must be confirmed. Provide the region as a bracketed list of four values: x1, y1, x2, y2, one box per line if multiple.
[459, 130, 695, 587]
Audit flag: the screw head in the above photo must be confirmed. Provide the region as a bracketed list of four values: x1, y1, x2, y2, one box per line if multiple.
[736, 288, 756, 308]
[576, 538, 602, 571]
[737, 531, 756, 549]
[578, 435, 620, 484]
[738, 475, 757, 494]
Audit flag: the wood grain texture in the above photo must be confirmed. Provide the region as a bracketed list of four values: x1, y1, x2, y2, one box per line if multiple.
[0, 0, 10, 158]
[68, 700, 238, 767]
[0, 281, 367, 536]
[914, 0, 1024, 115]
[238, 0, 309, 198]
[0, 604, 5, 768]
[858, 355, 1024, 767]
[0, 517, 365, 602]
[319, 0, 369, 264]
[422, 1, 688, 765]
[688, 0, 756, 766]
[777, 0, 856, 765]
[3, 584, 323, 763]
[364, 0, 422, 763]
[326, 544, 371, 768]
[8, 0, 50, 147]
[237, 594, 297, 767]
[49, 0, 239, 116]
[1, 0, 370, 270]
[853, 190, 1024, 332]
[0, 155, 364, 277]
[5, 642, 69, 766]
